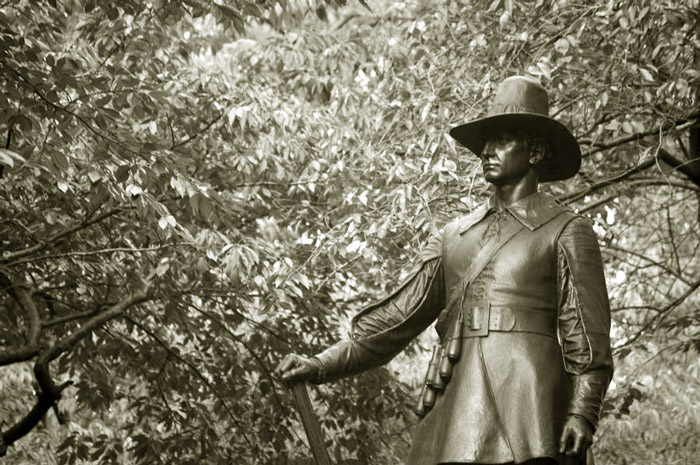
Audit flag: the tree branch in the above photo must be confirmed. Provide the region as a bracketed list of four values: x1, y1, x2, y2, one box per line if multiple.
[581, 116, 698, 158]
[0, 287, 151, 454]
[8, 244, 182, 267]
[624, 178, 700, 192]
[1, 61, 143, 157]
[656, 145, 700, 187]
[0, 380, 73, 452]
[169, 112, 224, 150]
[0, 274, 41, 365]
[188, 305, 290, 417]
[615, 276, 700, 349]
[33, 287, 150, 396]
[561, 157, 657, 204]
[611, 305, 663, 314]
[41, 309, 101, 328]
[603, 243, 692, 286]
[575, 194, 616, 213]
[0, 345, 41, 367]
[207, 295, 291, 346]
[125, 317, 259, 454]
[1, 208, 121, 263]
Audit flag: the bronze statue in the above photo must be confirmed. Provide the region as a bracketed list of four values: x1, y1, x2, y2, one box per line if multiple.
[276, 76, 614, 465]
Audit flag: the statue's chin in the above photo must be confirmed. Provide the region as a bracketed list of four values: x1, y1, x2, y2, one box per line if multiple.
[483, 171, 502, 185]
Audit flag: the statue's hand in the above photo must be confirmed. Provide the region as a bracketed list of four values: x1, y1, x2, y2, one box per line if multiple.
[274, 353, 321, 386]
[558, 415, 593, 458]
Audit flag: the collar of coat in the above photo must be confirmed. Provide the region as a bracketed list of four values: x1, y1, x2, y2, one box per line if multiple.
[458, 191, 567, 235]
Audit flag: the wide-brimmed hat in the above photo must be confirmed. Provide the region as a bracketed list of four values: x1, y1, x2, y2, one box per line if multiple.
[449, 75, 581, 182]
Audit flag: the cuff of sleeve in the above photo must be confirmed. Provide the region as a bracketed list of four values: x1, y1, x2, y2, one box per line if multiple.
[566, 413, 596, 433]
[310, 356, 325, 384]
[567, 374, 608, 431]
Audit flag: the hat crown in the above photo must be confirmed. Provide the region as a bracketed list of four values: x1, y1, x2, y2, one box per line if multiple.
[487, 76, 549, 117]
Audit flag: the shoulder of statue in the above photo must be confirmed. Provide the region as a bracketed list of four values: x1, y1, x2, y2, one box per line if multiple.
[539, 194, 600, 245]
[540, 193, 594, 224]
[521, 192, 578, 230]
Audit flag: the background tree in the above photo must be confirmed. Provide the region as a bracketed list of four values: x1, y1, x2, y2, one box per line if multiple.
[1, 0, 698, 463]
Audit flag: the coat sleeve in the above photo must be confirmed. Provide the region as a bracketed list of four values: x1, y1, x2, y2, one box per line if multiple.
[556, 216, 614, 430]
[313, 233, 446, 383]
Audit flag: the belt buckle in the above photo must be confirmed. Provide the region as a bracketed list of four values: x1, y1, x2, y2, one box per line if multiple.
[466, 303, 489, 337]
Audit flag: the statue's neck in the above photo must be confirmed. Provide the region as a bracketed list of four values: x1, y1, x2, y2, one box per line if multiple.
[491, 171, 539, 209]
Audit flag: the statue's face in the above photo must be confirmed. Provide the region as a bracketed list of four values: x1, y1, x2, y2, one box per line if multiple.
[479, 130, 532, 185]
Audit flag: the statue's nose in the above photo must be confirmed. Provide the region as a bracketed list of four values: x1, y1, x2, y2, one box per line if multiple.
[480, 141, 496, 160]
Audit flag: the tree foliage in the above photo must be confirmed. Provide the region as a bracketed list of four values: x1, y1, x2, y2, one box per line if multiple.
[1, 0, 699, 463]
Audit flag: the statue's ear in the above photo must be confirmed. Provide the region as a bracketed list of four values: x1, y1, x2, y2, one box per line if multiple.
[529, 142, 545, 166]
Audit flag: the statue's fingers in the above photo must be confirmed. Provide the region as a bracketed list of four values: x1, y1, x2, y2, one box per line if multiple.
[273, 359, 288, 375]
[557, 427, 570, 454]
[285, 354, 302, 369]
[278, 370, 294, 385]
[274, 355, 298, 378]
[282, 365, 307, 384]
[570, 433, 583, 457]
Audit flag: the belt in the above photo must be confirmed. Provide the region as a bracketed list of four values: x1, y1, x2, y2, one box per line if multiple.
[461, 305, 557, 338]
[417, 305, 557, 417]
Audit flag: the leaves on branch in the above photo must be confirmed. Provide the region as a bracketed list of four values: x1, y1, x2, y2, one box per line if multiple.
[1, 0, 699, 463]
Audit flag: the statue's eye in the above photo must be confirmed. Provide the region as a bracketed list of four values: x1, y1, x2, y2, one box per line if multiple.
[485, 131, 516, 145]
[497, 133, 517, 144]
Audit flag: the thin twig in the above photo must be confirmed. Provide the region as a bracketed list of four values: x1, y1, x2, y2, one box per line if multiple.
[126, 317, 259, 454]
[603, 243, 692, 286]
[582, 118, 698, 158]
[7, 244, 185, 267]
[615, 276, 700, 349]
[1, 208, 122, 263]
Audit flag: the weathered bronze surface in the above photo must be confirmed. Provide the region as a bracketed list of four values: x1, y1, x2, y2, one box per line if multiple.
[276, 76, 613, 465]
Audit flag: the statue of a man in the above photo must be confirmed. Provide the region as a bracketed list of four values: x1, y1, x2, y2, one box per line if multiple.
[276, 76, 613, 465]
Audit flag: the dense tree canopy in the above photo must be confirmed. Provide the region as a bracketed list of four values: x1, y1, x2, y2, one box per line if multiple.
[1, 0, 698, 463]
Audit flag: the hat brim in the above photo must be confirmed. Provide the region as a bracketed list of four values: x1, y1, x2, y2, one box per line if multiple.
[449, 113, 581, 182]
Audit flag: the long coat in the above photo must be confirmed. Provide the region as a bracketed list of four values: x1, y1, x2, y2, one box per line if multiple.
[314, 192, 613, 464]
